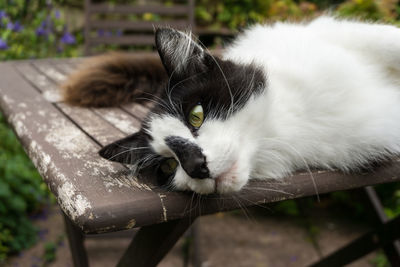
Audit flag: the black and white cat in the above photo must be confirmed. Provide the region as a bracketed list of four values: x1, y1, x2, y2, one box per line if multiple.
[64, 16, 400, 194]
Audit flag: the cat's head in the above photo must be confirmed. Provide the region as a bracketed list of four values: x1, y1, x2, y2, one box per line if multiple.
[99, 28, 266, 194]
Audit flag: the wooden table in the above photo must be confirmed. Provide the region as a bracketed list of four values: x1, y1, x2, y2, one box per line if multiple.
[1, 57, 399, 266]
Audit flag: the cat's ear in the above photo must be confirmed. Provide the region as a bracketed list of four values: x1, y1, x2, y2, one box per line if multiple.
[155, 28, 210, 75]
[99, 131, 150, 164]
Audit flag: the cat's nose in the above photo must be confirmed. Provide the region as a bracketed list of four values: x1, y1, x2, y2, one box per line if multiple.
[165, 136, 210, 179]
[184, 154, 209, 179]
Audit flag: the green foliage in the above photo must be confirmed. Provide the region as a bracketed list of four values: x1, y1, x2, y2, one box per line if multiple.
[196, 0, 400, 30]
[370, 250, 391, 267]
[337, 0, 384, 21]
[273, 199, 300, 216]
[0, 112, 51, 262]
[376, 183, 400, 219]
[43, 241, 57, 263]
[0, 0, 82, 60]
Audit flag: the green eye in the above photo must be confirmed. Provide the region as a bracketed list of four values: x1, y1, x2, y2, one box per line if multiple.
[160, 158, 178, 175]
[188, 104, 204, 128]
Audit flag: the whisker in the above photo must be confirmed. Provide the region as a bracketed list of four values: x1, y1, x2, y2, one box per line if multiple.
[257, 138, 320, 202]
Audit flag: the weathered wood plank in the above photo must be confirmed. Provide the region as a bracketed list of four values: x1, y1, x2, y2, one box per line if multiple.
[20, 61, 130, 146]
[32, 60, 66, 83]
[54, 62, 76, 75]
[58, 103, 126, 146]
[15, 63, 62, 103]
[91, 107, 141, 135]
[0, 63, 164, 234]
[52, 58, 82, 75]
[121, 102, 150, 121]
[44, 59, 144, 136]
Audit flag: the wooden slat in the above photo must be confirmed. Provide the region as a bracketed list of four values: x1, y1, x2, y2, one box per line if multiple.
[89, 35, 155, 46]
[17, 61, 130, 146]
[51, 59, 82, 76]
[32, 60, 66, 83]
[121, 103, 150, 121]
[59, 103, 127, 146]
[89, 20, 188, 31]
[48, 58, 144, 136]
[44, 60, 143, 136]
[55, 63, 76, 75]
[15, 63, 62, 103]
[89, 4, 189, 15]
[54, 55, 154, 122]
[48, 58, 83, 76]
[92, 107, 141, 135]
[0, 63, 162, 234]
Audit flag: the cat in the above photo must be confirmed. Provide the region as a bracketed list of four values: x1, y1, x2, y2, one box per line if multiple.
[63, 16, 400, 195]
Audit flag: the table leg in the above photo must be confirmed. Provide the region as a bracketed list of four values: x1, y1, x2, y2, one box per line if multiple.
[117, 217, 196, 267]
[63, 213, 89, 267]
[309, 215, 400, 267]
[364, 186, 400, 266]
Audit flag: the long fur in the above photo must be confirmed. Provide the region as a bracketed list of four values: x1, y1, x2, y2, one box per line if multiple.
[62, 52, 168, 107]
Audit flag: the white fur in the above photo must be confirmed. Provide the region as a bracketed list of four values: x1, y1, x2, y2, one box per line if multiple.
[150, 17, 400, 194]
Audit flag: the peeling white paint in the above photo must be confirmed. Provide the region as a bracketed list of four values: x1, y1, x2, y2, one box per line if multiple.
[28, 141, 52, 175]
[9, 113, 29, 138]
[159, 193, 168, 222]
[45, 119, 97, 159]
[82, 158, 151, 190]
[43, 67, 66, 82]
[99, 110, 139, 134]
[35, 121, 48, 133]
[2, 94, 15, 104]
[43, 90, 62, 103]
[126, 219, 136, 229]
[57, 181, 92, 220]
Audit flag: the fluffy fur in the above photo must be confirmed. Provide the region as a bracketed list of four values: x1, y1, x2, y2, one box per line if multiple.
[62, 52, 167, 107]
[64, 16, 400, 195]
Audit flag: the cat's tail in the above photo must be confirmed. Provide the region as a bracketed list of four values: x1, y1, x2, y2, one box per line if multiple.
[61, 52, 168, 107]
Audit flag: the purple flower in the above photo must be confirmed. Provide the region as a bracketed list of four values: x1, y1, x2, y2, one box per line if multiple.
[36, 21, 49, 36]
[54, 10, 61, 19]
[0, 10, 6, 19]
[116, 29, 123, 36]
[38, 229, 49, 240]
[0, 10, 6, 27]
[7, 21, 23, 32]
[61, 31, 76, 44]
[97, 29, 112, 37]
[0, 38, 8, 50]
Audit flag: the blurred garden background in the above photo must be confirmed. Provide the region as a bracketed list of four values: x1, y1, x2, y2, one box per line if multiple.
[1, 0, 400, 266]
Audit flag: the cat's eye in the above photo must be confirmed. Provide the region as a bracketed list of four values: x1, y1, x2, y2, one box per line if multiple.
[160, 158, 178, 175]
[188, 104, 204, 128]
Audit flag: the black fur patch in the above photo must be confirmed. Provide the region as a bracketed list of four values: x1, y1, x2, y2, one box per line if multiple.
[148, 57, 266, 129]
[165, 136, 209, 179]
